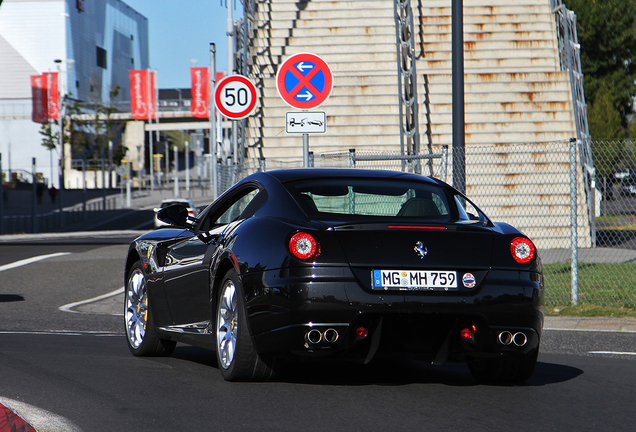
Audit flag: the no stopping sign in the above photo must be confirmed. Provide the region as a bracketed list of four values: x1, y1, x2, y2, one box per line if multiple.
[214, 75, 258, 119]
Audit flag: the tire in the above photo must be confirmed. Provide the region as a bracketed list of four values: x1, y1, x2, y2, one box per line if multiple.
[215, 268, 276, 381]
[125, 261, 176, 357]
[468, 348, 539, 385]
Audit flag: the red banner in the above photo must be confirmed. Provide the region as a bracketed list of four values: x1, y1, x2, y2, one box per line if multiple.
[31, 75, 48, 124]
[44, 72, 59, 120]
[129, 69, 156, 120]
[190, 67, 210, 119]
[215, 72, 224, 118]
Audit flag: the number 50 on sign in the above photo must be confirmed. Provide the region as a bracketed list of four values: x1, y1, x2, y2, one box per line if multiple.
[214, 75, 259, 120]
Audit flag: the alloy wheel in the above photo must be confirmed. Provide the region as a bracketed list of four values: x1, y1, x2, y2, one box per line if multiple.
[217, 279, 238, 369]
[125, 267, 148, 349]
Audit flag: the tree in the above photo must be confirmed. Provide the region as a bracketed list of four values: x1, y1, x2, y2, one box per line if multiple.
[588, 82, 624, 141]
[565, 0, 636, 131]
[589, 82, 623, 197]
[39, 122, 59, 152]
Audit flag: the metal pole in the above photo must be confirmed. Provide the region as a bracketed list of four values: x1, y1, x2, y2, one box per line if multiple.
[102, 158, 106, 210]
[570, 138, 579, 305]
[451, 0, 466, 194]
[126, 158, 132, 208]
[228, 0, 238, 174]
[165, 142, 169, 190]
[232, 122, 238, 166]
[303, 133, 309, 168]
[0, 153, 3, 234]
[119, 167, 124, 209]
[441, 144, 449, 183]
[82, 159, 87, 219]
[149, 69, 155, 190]
[155, 73, 161, 189]
[58, 70, 65, 227]
[227, 0, 234, 76]
[185, 141, 190, 192]
[31, 158, 36, 233]
[174, 145, 179, 198]
[210, 43, 218, 199]
[108, 140, 113, 189]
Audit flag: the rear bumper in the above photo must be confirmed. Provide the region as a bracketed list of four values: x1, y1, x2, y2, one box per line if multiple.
[242, 266, 544, 362]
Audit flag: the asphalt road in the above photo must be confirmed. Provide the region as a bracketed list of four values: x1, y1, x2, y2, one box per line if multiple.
[1, 235, 635, 431]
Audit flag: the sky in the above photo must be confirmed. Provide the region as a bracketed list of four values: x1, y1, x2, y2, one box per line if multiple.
[123, 0, 243, 89]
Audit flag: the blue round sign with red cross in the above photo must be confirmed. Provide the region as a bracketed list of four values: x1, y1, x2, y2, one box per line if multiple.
[276, 53, 333, 110]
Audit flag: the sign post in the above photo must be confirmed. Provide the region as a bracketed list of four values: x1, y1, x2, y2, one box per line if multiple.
[276, 53, 333, 167]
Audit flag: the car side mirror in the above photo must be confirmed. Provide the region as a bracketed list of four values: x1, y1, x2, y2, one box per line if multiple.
[156, 204, 189, 228]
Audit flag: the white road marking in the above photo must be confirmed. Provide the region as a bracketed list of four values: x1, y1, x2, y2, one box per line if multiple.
[0, 330, 120, 336]
[0, 253, 71, 272]
[58, 287, 124, 314]
[589, 351, 636, 356]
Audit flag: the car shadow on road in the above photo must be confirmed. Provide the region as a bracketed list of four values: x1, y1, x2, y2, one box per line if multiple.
[0, 294, 25, 303]
[169, 346, 583, 387]
[527, 361, 584, 386]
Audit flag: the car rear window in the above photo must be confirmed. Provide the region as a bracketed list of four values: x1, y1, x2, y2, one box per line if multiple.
[284, 178, 451, 221]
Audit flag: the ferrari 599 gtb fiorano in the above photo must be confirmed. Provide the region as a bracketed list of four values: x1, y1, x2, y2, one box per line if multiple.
[124, 169, 544, 383]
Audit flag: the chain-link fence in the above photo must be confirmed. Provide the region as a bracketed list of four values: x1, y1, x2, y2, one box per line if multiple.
[225, 139, 636, 309]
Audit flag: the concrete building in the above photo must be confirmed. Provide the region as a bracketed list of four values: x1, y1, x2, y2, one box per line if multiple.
[0, 0, 148, 187]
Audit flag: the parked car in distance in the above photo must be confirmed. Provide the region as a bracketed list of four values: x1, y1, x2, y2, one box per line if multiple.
[619, 176, 636, 197]
[153, 198, 198, 228]
[127, 169, 544, 384]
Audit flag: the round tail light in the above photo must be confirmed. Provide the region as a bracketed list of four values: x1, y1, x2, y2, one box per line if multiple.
[510, 237, 536, 264]
[289, 232, 319, 260]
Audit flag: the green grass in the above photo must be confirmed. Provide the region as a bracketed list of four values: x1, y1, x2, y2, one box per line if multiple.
[548, 304, 636, 318]
[543, 262, 636, 316]
[596, 214, 636, 229]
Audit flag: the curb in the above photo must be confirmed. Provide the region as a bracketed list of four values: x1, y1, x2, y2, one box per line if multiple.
[0, 401, 36, 432]
[0, 398, 83, 432]
[544, 316, 636, 332]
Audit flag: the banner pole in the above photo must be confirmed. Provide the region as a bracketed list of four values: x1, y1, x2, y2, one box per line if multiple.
[148, 69, 155, 191]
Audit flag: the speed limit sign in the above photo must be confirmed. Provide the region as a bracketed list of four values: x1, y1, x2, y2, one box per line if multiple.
[214, 75, 258, 119]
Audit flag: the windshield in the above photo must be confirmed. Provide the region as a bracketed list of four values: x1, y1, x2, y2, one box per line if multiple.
[284, 178, 453, 221]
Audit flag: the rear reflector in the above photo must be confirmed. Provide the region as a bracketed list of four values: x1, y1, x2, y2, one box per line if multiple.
[355, 326, 368, 339]
[460, 325, 477, 342]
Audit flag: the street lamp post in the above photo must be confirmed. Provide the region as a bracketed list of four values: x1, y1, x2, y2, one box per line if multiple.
[210, 43, 218, 199]
[54, 59, 65, 226]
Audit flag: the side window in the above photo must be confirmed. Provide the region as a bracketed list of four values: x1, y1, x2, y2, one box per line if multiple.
[215, 188, 260, 225]
[199, 187, 260, 231]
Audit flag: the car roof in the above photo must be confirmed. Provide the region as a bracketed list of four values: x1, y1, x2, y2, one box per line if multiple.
[245, 168, 443, 186]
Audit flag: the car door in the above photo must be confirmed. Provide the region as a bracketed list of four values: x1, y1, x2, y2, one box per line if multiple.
[162, 185, 263, 326]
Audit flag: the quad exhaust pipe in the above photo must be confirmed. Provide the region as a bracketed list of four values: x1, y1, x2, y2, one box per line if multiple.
[497, 331, 528, 347]
[305, 328, 339, 345]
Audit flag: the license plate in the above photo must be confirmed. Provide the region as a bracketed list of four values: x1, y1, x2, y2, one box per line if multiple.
[372, 270, 457, 291]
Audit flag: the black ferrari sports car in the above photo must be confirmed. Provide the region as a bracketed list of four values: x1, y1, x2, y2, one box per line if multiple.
[124, 168, 544, 383]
